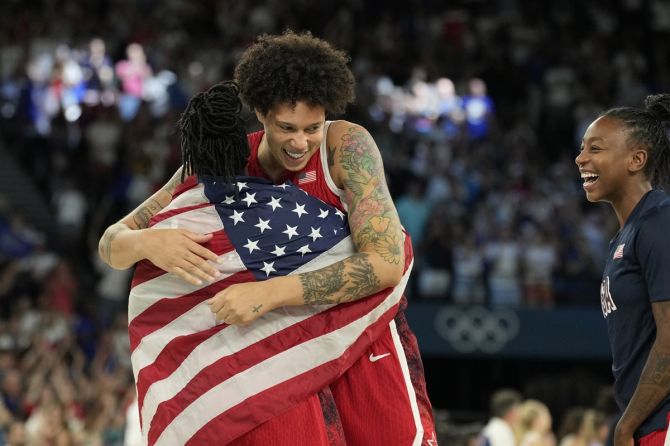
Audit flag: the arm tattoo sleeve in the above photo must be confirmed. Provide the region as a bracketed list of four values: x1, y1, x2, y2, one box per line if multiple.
[300, 254, 380, 305]
[339, 127, 403, 265]
[345, 255, 380, 297]
[301, 262, 346, 305]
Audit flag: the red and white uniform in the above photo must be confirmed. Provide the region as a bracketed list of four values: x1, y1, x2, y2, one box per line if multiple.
[245, 121, 438, 446]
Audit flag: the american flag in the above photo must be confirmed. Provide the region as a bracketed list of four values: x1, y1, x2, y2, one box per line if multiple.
[613, 243, 625, 260]
[297, 169, 317, 184]
[128, 176, 413, 445]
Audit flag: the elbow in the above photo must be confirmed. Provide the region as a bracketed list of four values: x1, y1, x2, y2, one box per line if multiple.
[97, 238, 117, 269]
[97, 226, 125, 269]
[390, 262, 405, 287]
[378, 257, 405, 289]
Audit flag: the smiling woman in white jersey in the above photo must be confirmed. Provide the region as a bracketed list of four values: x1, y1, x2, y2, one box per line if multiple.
[576, 94, 670, 446]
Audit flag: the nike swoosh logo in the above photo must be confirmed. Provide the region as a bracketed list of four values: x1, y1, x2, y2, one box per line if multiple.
[369, 353, 391, 362]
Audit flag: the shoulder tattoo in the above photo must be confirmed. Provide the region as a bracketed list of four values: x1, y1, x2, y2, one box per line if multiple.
[338, 127, 402, 265]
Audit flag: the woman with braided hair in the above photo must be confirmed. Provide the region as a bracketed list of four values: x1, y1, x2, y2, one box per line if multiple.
[99, 29, 437, 445]
[177, 80, 248, 185]
[117, 80, 415, 445]
[576, 94, 670, 446]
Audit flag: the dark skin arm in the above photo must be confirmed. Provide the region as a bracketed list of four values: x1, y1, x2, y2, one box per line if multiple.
[614, 300, 670, 446]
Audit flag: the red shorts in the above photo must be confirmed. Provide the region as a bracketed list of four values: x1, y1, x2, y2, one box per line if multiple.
[229, 394, 330, 446]
[230, 318, 437, 445]
[330, 318, 437, 445]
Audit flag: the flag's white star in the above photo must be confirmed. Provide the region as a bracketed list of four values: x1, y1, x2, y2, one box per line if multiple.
[308, 227, 323, 241]
[335, 208, 345, 219]
[236, 181, 248, 191]
[318, 209, 329, 219]
[222, 195, 235, 205]
[292, 203, 308, 218]
[243, 238, 260, 254]
[267, 196, 282, 211]
[282, 225, 299, 240]
[242, 192, 257, 207]
[271, 245, 286, 257]
[255, 217, 272, 233]
[296, 245, 312, 256]
[260, 261, 276, 277]
[274, 183, 289, 189]
[229, 210, 244, 225]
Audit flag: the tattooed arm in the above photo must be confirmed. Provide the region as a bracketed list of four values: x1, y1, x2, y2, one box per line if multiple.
[209, 122, 405, 324]
[613, 300, 670, 446]
[97, 167, 221, 284]
[299, 121, 405, 302]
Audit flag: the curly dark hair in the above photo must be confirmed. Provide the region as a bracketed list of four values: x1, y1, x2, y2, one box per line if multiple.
[234, 30, 356, 117]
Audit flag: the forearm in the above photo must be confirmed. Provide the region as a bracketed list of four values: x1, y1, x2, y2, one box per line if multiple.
[97, 168, 182, 269]
[618, 339, 670, 436]
[98, 222, 146, 269]
[271, 252, 402, 307]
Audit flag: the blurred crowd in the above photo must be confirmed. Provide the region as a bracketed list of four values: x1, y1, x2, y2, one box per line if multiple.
[440, 387, 619, 446]
[1, 0, 669, 443]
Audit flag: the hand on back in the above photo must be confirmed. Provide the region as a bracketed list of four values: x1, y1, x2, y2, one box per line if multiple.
[139, 229, 221, 285]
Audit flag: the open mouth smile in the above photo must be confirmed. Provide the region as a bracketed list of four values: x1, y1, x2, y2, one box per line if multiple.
[581, 172, 599, 189]
[283, 148, 308, 160]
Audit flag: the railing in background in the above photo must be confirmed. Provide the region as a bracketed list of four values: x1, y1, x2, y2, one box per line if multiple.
[407, 303, 611, 360]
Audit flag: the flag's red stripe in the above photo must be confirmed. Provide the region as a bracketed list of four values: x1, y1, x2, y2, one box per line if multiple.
[139, 223, 413, 444]
[139, 235, 412, 424]
[135, 324, 228, 412]
[131, 230, 234, 287]
[148, 202, 212, 227]
[136, 277, 392, 409]
[129, 270, 255, 352]
[132, 260, 167, 288]
[183, 303, 400, 445]
[172, 175, 199, 199]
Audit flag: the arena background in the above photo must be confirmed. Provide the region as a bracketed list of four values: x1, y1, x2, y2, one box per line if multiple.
[1, 0, 669, 443]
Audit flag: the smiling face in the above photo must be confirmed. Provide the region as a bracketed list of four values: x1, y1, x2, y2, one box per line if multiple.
[256, 101, 326, 181]
[575, 115, 643, 203]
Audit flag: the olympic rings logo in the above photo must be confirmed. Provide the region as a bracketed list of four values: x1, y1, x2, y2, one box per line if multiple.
[434, 306, 520, 354]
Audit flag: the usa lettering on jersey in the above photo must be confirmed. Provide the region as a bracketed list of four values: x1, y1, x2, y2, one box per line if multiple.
[600, 276, 618, 317]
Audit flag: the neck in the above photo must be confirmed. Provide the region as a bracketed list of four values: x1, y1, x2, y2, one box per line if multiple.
[611, 182, 652, 228]
[257, 135, 286, 182]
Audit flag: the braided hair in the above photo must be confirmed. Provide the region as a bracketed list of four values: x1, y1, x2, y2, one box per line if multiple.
[601, 94, 670, 191]
[178, 81, 248, 184]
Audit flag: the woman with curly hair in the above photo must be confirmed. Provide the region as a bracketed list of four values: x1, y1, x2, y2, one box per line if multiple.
[99, 31, 436, 445]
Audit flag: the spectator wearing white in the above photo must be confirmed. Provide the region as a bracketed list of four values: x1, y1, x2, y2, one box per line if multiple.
[481, 388, 523, 446]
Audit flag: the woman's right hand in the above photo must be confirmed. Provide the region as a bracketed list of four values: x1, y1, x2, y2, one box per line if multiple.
[138, 229, 222, 285]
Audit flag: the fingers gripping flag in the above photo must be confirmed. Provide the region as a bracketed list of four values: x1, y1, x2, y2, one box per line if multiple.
[128, 176, 413, 445]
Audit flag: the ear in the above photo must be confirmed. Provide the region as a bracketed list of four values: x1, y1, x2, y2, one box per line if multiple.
[255, 109, 266, 125]
[628, 149, 647, 173]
